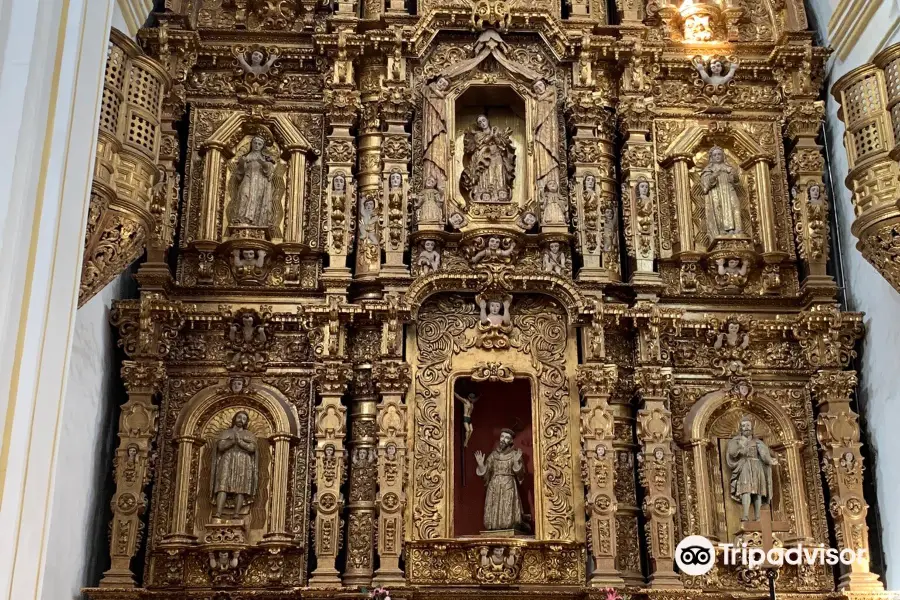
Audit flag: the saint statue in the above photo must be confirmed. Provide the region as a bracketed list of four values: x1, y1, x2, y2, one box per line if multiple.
[416, 176, 444, 225]
[532, 80, 560, 193]
[422, 77, 450, 191]
[474, 428, 525, 531]
[700, 146, 742, 236]
[543, 241, 566, 275]
[540, 180, 567, 225]
[211, 411, 259, 518]
[231, 136, 277, 229]
[417, 240, 441, 274]
[461, 115, 516, 204]
[726, 416, 777, 522]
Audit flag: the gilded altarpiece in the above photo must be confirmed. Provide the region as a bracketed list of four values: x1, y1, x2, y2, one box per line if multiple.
[81, 0, 891, 599]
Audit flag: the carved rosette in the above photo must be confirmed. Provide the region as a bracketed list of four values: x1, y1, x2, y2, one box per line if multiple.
[810, 370, 883, 592]
[634, 365, 681, 589]
[81, 30, 171, 306]
[372, 360, 410, 585]
[310, 361, 352, 586]
[577, 364, 623, 586]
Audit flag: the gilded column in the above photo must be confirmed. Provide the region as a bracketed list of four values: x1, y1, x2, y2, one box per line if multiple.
[99, 360, 165, 587]
[355, 61, 384, 281]
[372, 359, 411, 586]
[634, 366, 681, 589]
[620, 96, 660, 288]
[811, 370, 884, 592]
[577, 364, 624, 587]
[786, 101, 836, 301]
[380, 83, 413, 278]
[322, 38, 361, 291]
[343, 367, 379, 587]
[310, 360, 352, 587]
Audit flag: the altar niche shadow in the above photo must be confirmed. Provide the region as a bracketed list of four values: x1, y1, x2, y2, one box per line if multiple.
[452, 378, 535, 537]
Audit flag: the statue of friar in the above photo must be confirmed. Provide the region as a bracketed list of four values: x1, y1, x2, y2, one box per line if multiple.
[726, 416, 777, 522]
[211, 411, 259, 518]
[474, 428, 525, 532]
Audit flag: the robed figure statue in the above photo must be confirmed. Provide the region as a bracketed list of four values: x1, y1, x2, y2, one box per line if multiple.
[232, 136, 276, 228]
[726, 416, 776, 522]
[461, 115, 516, 204]
[700, 146, 743, 236]
[211, 411, 259, 518]
[474, 428, 525, 531]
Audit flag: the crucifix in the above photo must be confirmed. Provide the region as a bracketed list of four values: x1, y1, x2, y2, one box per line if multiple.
[740, 506, 791, 600]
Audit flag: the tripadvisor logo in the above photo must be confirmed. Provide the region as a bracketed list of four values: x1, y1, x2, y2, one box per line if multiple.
[675, 535, 868, 575]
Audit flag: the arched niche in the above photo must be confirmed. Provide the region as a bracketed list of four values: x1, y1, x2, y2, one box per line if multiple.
[164, 381, 300, 546]
[196, 112, 314, 245]
[659, 125, 777, 254]
[681, 388, 812, 544]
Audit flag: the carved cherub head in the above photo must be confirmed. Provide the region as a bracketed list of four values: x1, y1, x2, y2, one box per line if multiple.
[710, 59, 724, 76]
[727, 258, 740, 270]
[549, 241, 561, 253]
[488, 237, 501, 250]
[727, 321, 740, 335]
[491, 547, 505, 561]
[363, 197, 376, 213]
[653, 447, 665, 461]
[533, 79, 546, 94]
[489, 300, 503, 316]
[324, 444, 335, 457]
[596, 445, 606, 459]
[332, 173, 346, 193]
[389, 171, 402, 189]
[809, 184, 822, 202]
[386, 443, 397, 457]
[241, 249, 256, 261]
[522, 212, 537, 228]
[250, 50, 265, 66]
[449, 212, 465, 228]
[232, 411, 250, 429]
[423, 240, 435, 252]
[435, 76, 450, 91]
[126, 444, 139, 459]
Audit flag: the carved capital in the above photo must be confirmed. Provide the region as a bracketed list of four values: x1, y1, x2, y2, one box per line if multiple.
[784, 100, 825, 141]
[121, 361, 166, 395]
[810, 370, 858, 404]
[316, 361, 353, 396]
[372, 360, 411, 395]
[791, 305, 864, 369]
[324, 85, 361, 126]
[576, 364, 618, 397]
[634, 366, 673, 399]
[111, 294, 186, 360]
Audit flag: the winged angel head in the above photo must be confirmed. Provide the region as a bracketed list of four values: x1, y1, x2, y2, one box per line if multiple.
[227, 134, 286, 240]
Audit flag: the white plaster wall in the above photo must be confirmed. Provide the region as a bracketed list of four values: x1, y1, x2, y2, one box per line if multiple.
[806, 0, 900, 588]
[41, 272, 134, 600]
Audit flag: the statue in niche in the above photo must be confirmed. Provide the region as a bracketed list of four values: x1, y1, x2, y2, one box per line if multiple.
[461, 115, 516, 204]
[541, 180, 567, 225]
[600, 204, 617, 252]
[700, 146, 743, 236]
[532, 79, 560, 193]
[416, 176, 444, 225]
[455, 391, 479, 447]
[474, 428, 525, 531]
[211, 411, 259, 518]
[727, 416, 777, 522]
[422, 77, 450, 191]
[635, 179, 654, 237]
[358, 194, 380, 270]
[543, 241, 566, 275]
[417, 240, 441, 274]
[229, 136, 281, 235]
[471, 236, 516, 264]
[684, 14, 714, 42]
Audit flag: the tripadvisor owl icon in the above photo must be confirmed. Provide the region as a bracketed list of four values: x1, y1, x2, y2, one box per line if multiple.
[675, 535, 716, 576]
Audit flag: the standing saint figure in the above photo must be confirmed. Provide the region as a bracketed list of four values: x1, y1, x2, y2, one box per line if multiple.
[422, 77, 450, 192]
[461, 115, 516, 203]
[416, 176, 444, 225]
[532, 80, 560, 193]
[726, 416, 777, 522]
[211, 411, 259, 518]
[474, 428, 525, 531]
[700, 146, 742, 236]
[231, 136, 276, 229]
[540, 180, 567, 225]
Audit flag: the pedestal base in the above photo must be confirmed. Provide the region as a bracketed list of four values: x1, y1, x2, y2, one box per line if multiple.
[308, 568, 342, 588]
[838, 570, 884, 593]
[648, 569, 684, 589]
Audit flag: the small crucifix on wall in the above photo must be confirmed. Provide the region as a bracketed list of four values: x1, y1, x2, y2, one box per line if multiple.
[455, 390, 480, 447]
